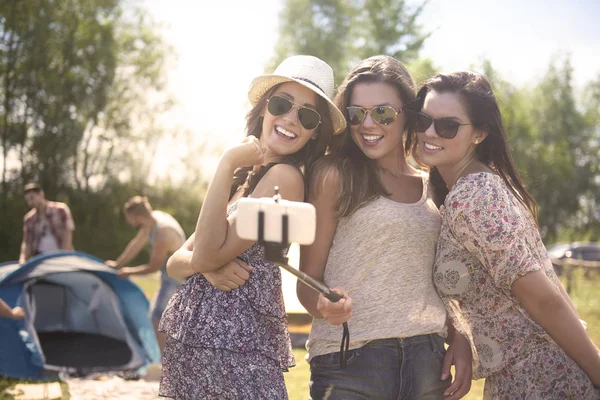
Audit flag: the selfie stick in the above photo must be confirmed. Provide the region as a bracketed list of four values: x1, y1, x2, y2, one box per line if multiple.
[257, 187, 343, 303]
[256, 187, 350, 368]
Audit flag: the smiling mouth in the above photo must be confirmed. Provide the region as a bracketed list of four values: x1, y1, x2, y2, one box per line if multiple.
[423, 142, 443, 150]
[361, 134, 383, 144]
[275, 126, 297, 140]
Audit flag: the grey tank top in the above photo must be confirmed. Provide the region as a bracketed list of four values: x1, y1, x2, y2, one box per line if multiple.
[306, 173, 448, 361]
[149, 210, 186, 278]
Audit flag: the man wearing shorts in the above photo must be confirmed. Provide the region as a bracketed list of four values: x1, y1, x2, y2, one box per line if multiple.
[106, 196, 185, 357]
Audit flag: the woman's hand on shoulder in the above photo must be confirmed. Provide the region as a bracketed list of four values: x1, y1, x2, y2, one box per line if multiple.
[316, 287, 352, 325]
[221, 135, 264, 169]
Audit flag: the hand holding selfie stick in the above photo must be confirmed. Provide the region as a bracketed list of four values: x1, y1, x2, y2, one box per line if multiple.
[236, 187, 349, 367]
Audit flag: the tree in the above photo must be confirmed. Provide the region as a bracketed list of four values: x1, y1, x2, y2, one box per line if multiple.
[0, 0, 174, 260]
[478, 57, 600, 242]
[0, 0, 171, 197]
[271, 0, 429, 84]
[406, 57, 439, 86]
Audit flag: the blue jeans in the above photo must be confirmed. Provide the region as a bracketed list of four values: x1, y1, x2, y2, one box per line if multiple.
[150, 271, 181, 321]
[309, 334, 450, 400]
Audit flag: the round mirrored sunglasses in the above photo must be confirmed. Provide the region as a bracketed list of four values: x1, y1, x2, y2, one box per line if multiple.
[346, 106, 402, 126]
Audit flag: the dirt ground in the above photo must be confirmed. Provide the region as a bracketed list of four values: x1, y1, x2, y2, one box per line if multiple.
[65, 364, 162, 400]
[66, 376, 160, 400]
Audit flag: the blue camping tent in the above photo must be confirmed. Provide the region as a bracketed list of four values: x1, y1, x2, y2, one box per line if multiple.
[0, 251, 160, 379]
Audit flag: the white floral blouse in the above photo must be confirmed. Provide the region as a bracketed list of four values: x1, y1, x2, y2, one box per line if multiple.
[434, 173, 599, 399]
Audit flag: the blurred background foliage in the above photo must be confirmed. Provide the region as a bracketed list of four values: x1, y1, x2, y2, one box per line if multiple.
[1, 0, 599, 263]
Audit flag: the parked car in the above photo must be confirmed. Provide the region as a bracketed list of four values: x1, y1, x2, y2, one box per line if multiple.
[546, 242, 600, 276]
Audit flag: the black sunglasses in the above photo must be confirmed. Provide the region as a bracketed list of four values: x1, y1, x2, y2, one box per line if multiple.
[267, 95, 321, 131]
[347, 105, 402, 126]
[413, 112, 472, 139]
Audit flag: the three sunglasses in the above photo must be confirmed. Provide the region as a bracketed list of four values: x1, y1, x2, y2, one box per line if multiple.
[347, 106, 402, 126]
[266, 95, 321, 131]
[413, 112, 472, 139]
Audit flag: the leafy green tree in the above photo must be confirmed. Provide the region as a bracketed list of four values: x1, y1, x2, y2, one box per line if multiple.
[407, 57, 439, 86]
[269, 0, 352, 83]
[271, 0, 429, 84]
[0, 0, 175, 261]
[480, 57, 600, 243]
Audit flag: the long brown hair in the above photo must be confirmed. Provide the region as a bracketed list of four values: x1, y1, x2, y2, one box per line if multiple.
[230, 83, 334, 199]
[409, 71, 538, 220]
[310, 55, 417, 219]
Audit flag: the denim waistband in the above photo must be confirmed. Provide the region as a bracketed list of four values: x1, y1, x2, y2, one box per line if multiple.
[363, 333, 443, 349]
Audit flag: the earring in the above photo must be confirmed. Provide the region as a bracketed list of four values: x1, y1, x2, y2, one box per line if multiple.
[475, 140, 479, 144]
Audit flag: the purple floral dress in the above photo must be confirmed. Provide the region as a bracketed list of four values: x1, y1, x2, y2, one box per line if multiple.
[158, 202, 295, 400]
[434, 173, 599, 399]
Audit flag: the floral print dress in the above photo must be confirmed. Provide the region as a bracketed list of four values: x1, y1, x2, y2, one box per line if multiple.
[158, 201, 295, 400]
[434, 172, 599, 399]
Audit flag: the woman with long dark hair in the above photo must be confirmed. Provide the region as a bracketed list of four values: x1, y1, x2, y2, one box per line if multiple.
[411, 71, 600, 398]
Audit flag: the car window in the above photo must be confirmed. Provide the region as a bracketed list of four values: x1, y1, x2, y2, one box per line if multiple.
[580, 248, 600, 261]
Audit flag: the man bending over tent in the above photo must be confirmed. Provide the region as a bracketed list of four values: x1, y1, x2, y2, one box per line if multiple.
[106, 196, 186, 356]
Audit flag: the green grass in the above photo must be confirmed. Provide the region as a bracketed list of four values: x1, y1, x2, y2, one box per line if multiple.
[285, 349, 311, 400]
[3, 271, 597, 399]
[131, 274, 160, 300]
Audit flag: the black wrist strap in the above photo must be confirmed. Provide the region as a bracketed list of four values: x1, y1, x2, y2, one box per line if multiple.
[339, 322, 350, 368]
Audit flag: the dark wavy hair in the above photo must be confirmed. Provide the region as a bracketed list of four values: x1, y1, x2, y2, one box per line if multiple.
[310, 55, 417, 219]
[229, 83, 334, 200]
[409, 71, 538, 220]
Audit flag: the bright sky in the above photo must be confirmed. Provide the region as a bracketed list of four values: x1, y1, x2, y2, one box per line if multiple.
[146, 0, 600, 178]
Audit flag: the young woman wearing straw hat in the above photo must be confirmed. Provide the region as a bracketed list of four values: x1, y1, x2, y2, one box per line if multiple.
[157, 55, 346, 399]
[299, 56, 473, 400]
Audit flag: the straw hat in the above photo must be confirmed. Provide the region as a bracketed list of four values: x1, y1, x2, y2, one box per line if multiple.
[248, 55, 346, 135]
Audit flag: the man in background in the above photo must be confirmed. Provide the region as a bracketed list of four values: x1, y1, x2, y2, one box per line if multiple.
[19, 183, 75, 264]
[106, 196, 185, 356]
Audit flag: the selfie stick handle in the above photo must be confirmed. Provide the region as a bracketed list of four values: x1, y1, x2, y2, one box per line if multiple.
[258, 187, 343, 304]
[274, 260, 343, 303]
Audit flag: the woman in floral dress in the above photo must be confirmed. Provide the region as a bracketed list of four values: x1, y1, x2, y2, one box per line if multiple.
[410, 71, 600, 399]
[157, 55, 347, 399]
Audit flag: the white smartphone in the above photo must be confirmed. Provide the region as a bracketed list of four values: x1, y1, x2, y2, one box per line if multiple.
[235, 197, 316, 245]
